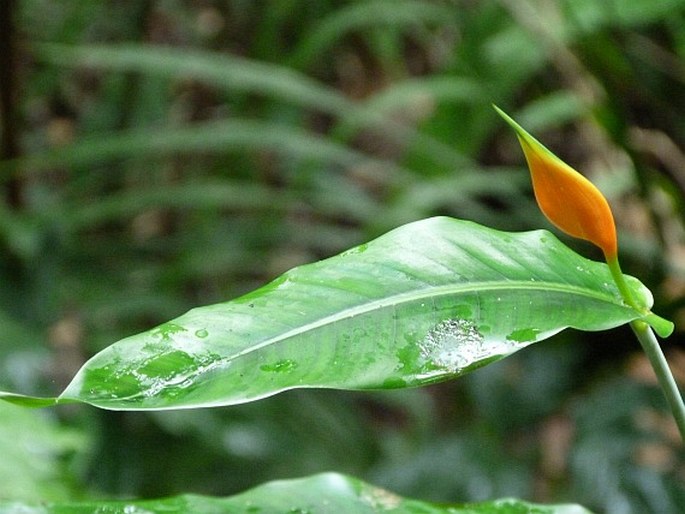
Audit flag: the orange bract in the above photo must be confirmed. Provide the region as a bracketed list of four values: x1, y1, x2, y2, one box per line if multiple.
[494, 106, 618, 260]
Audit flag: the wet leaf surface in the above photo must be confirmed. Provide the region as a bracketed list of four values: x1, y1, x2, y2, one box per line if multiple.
[1, 217, 657, 410]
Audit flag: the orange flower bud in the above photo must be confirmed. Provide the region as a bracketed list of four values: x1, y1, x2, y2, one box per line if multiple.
[494, 105, 617, 260]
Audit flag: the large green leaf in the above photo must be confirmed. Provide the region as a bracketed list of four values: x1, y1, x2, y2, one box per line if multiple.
[0, 217, 670, 410]
[0, 472, 594, 513]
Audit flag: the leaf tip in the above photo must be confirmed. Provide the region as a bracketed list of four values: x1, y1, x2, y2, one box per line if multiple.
[0, 391, 60, 408]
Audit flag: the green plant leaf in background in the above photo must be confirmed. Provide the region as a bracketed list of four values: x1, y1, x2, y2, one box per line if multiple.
[0, 217, 665, 411]
[0, 472, 594, 514]
[0, 403, 82, 502]
[14, 43, 466, 171]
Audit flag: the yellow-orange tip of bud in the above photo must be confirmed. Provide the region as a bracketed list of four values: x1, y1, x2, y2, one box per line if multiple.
[494, 105, 617, 260]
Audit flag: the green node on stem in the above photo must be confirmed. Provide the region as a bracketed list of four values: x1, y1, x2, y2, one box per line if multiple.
[606, 256, 674, 338]
[606, 255, 683, 440]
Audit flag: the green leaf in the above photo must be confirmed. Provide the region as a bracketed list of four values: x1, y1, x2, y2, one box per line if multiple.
[35, 43, 351, 114]
[287, 0, 457, 69]
[0, 217, 666, 411]
[21, 43, 466, 170]
[1, 119, 403, 176]
[0, 403, 82, 502]
[0, 472, 594, 513]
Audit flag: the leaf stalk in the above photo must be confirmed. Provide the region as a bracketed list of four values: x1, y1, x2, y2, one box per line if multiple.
[630, 320, 685, 441]
[607, 256, 684, 439]
[606, 256, 639, 310]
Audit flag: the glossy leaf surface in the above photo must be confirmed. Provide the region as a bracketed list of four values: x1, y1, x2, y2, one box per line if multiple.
[0, 217, 660, 410]
[0, 472, 594, 513]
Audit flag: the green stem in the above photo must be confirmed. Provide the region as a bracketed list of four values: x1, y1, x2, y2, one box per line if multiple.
[630, 320, 685, 441]
[607, 254, 684, 440]
[606, 256, 639, 310]
[606, 255, 673, 337]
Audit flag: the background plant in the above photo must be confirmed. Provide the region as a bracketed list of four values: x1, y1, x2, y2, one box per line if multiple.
[1, 1, 684, 513]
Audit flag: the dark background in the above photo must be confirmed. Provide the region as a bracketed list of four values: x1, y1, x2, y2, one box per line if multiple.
[0, 1, 684, 512]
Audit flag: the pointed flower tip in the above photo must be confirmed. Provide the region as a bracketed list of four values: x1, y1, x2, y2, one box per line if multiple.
[494, 105, 618, 260]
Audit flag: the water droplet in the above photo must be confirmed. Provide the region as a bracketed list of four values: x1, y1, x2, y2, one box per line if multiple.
[179, 378, 194, 389]
[506, 327, 540, 343]
[361, 485, 402, 510]
[260, 359, 297, 373]
[342, 242, 369, 256]
[419, 319, 485, 373]
[195, 328, 209, 338]
[151, 322, 187, 341]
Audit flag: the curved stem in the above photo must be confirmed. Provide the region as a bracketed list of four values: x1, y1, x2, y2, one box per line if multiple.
[606, 255, 639, 310]
[607, 254, 683, 439]
[606, 255, 673, 337]
[630, 321, 685, 441]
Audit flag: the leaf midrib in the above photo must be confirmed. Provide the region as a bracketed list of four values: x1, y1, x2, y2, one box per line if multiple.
[67, 278, 632, 406]
[232, 278, 627, 359]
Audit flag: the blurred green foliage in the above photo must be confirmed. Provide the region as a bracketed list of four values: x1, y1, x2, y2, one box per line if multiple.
[1, 1, 684, 513]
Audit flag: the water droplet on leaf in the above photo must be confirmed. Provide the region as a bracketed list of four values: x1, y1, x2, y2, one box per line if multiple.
[420, 319, 485, 373]
[506, 327, 540, 343]
[151, 322, 187, 341]
[260, 359, 297, 373]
